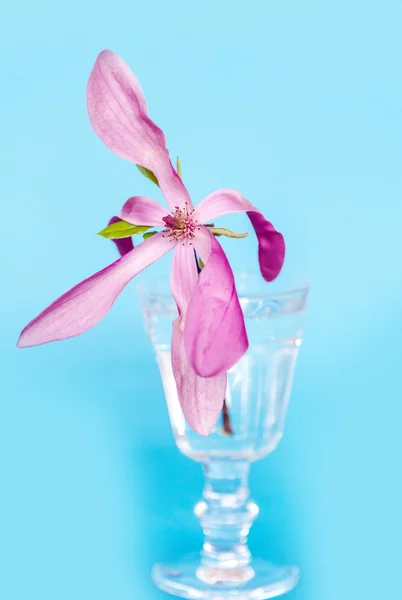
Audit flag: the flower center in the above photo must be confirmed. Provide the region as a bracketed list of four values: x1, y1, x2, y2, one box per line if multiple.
[162, 203, 199, 243]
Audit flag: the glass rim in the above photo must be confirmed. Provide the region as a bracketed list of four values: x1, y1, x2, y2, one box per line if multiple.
[136, 274, 310, 302]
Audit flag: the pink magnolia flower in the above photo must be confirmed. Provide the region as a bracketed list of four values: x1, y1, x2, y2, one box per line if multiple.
[17, 50, 285, 435]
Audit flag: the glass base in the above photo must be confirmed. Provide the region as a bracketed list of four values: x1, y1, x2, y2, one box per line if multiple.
[152, 553, 299, 599]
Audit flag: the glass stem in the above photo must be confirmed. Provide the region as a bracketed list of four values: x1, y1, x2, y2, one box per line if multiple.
[195, 459, 259, 573]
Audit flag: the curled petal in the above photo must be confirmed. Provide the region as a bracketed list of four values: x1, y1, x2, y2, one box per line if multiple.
[120, 196, 167, 227]
[185, 226, 249, 378]
[17, 233, 173, 348]
[194, 189, 285, 282]
[246, 211, 285, 282]
[87, 50, 192, 210]
[108, 216, 134, 256]
[170, 242, 198, 315]
[171, 317, 226, 436]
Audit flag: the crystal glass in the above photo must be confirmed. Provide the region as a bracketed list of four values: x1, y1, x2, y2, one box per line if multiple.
[138, 274, 309, 599]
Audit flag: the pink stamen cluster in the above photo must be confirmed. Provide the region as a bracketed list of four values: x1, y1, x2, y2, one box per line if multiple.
[162, 202, 199, 244]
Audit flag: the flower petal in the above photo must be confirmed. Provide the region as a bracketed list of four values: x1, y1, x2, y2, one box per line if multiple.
[185, 226, 249, 378]
[120, 196, 167, 227]
[194, 189, 285, 282]
[17, 233, 172, 348]
[87, 50, 192, 210]
[108, 216, 134, 256]
[171, 316, 226, 436]
[170, 242, 198, 315]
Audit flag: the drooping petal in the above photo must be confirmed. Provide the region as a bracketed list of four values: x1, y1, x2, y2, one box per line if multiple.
[170, 242, 198, 315]
[171, 316, 226, 436]
[194, 189, 285, 282]
[108, 216, 134, 256]
[17, 233, 173, 348]
[169, 240, 225, 434]
[120, 196, 167, 227]
[185, 226, 249, 378]
[246, 211, 285, 282]
[87, 50, 192, 210]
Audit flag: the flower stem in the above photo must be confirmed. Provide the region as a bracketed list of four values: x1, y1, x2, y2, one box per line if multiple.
[194, 249, 202, 274]
[222, 397, 234, 435]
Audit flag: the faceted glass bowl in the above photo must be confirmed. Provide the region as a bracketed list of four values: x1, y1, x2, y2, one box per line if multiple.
[137, 274, 309, 599]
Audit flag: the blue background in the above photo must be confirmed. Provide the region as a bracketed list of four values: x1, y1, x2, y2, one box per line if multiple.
[1, 1, 402, 599]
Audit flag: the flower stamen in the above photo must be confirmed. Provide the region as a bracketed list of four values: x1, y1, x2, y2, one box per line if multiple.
[162, 202, 197, 243]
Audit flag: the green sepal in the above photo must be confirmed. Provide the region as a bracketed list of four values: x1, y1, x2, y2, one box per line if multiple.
[136, 164, 159, 186]
[143, 231, 158, 240]
[199, 257, 205, 269]
[209, 227, 248, 239]
[98, 220, 152, 239]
